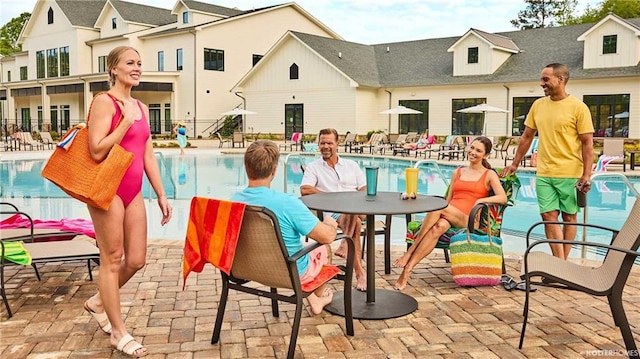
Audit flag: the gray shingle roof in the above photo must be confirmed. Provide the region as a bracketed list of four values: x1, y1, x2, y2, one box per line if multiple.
[56, 0, 105, 28]
[182, 0, 244, 17]
[293, 19, 640, 88]
[110, 0, 176, 26]
[471, 28, 519, 52]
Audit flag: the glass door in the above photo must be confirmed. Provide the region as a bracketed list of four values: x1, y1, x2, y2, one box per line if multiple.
[284, 104, 304, 140]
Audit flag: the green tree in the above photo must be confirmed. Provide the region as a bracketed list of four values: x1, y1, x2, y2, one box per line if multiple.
[511, 0, 577, 29]
[0, 12, 30, 56]
[571, 0, 640, 24]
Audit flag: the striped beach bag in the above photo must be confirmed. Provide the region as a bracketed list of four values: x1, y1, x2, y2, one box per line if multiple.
[449, 229, 503, 287]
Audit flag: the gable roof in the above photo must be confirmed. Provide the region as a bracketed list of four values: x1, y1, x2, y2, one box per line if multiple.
[108, 0, 176, 27]
[56, 0, 106, 28]
[287, 19, 640, 89]
[447, 28, 520, 53]
[179, 0, 244, 17]
[578, 13, 640, 40]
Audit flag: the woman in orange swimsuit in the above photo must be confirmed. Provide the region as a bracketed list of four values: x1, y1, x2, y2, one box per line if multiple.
[83, 46, 172, 357]
[393, 136, 507, 290]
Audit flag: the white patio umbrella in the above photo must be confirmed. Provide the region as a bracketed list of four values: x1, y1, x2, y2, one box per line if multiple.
[220, 108, 257, 116]
[457, 103, 509, 135]
[379, 105, 423, 115]
[380, 106, 423, 131]
[609, 111, 629, 119]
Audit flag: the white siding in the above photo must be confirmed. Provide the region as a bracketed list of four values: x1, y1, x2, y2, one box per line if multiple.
[582, 20, 640, 69]
[452, 36, 492, 76]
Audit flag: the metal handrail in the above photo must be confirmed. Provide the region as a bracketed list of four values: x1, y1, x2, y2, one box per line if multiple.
[152, 152, 176, 199]
[412, 159, 450, 187]
[283, 153, 306, 194]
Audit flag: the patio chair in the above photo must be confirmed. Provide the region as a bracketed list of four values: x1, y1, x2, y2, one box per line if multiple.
[214, 132, 230, 148]
[352, 133, 384, 154]
[494, 137, 513, 159]
[16, 132, 44, 151]
[232, 132, 245, 148]
[518, 198, 640, 357]
[597, 138, 626, 172]
[211, 205, 355, 359]
[339, 132, 357, 152]
[391, 134, 409, 156]
[505, 137, 538, 167]
[39, 132, 57, 150]
[279, 132, 302, 152]
[1, 203, 100, 318]
[405, 170, 520, 269]
[438, 135, 466, 160]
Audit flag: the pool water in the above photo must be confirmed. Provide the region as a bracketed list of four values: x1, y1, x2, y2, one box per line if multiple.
[2, 151, 639, 257]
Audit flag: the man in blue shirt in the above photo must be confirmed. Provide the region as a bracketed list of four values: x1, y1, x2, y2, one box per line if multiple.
[232, 140, 339, 314]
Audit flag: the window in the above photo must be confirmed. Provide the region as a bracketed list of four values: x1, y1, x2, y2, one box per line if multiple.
[6, 71, 10, 82]
[468, 47, 478, 64]
[603, 35, 617, 54]
[59, 46, 69, 76]
[36, 50, 45, 78]
[20, 66, 27, 80]
[177, 48, 183, 70]
[289, 63, 299, 79]
[164, 103, 172, 132]
[112, 17, 117, 29]
[48, 7, 53, 24]
[98, 55, 107, 72]
[204, 48, 224, 71]
[398, 100, 429, 134]
[182, 11, 188, 23]
[61, 105, 70, 131]
[37, 106, 43, 131]
[511, 97, 540, 136]
[584, 94, 630, 137]
[158, 51, 164, 71]
[452, 98, 486, 135]
[50, 106, 58, 133]
[252, 54, 263, 66]
[47, 48, 58, 78]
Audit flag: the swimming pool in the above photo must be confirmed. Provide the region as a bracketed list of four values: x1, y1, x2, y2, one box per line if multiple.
[2, 150, 639, 257]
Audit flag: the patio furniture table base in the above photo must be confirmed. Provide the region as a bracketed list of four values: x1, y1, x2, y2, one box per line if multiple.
[324, 288, 418, 319]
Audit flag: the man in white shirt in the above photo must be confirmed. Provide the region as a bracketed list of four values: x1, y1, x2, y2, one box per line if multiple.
[301, 128, 367, 291]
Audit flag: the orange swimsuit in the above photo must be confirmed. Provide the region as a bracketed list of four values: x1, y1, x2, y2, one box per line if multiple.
[449, 168, 490, 215]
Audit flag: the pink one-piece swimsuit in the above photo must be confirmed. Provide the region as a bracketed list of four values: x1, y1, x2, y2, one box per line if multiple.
[109, 96, 150, 207]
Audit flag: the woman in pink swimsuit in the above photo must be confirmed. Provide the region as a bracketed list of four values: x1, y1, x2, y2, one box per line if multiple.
[84, 46, 172, 357]
[393, 136, 507, 290]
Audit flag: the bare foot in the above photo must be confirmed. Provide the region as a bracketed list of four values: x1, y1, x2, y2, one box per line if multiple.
[355, 271, 367, 291]
[393, 253, 411, 268]
[394, 273, 409, 291]
[307, 288, 334, 315]
[334, 239, 348, 259]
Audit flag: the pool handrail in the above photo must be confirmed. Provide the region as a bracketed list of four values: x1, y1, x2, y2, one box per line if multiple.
[152, 151, 176, 199]
[591, 172, 640, 198]
[413, 159, 450, 187]
[283, 153, 306, 194]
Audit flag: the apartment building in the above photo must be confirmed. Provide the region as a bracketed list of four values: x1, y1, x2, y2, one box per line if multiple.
[233, 14, 639, 138]
[0, 0, 340, 137]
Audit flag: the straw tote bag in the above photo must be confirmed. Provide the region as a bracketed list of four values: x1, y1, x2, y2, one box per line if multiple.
[41, 92, 134, 211]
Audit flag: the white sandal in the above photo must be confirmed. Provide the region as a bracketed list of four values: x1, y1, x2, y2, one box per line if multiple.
[115, 334, 147, 357]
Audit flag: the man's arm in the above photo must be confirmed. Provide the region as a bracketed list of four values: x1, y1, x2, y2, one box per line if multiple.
[579, 132, 594, 182]
[307, 216, 338, 244]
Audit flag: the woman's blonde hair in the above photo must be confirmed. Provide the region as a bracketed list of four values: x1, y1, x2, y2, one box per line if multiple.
[106, 46, 140, 88]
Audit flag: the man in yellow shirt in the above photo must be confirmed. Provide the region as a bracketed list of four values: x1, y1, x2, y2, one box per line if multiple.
[502, 63, 594, 260]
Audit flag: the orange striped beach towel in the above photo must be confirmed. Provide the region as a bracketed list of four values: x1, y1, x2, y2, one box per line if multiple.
[182, 197, 246, 289]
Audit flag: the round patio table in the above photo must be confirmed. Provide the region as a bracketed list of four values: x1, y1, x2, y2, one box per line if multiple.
[300, 191, 447, 319]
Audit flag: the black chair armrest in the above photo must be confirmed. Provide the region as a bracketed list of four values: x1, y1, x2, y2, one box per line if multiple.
[0, 210, 34, 242]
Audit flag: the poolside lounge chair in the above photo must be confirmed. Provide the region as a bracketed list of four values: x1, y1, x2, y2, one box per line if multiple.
[339, 133, 357, 152]
[279, 132, 302, 152]
[494, 137, 513, 159]
[518, 198, 640, 356]
[16, 132, 44, 151]
[214, 132, 230, 148]
[1, 203, 100, 317]
[210, 205, 355, 359]
[596, 138, 626, 172]
[438, 135, 466, 160]
[39, 132, 57, 149]
[505, 137, 538, 167]
[352, 133, 384, 154]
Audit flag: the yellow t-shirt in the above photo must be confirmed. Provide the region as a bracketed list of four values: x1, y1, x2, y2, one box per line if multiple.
[525, 95, 594, 178]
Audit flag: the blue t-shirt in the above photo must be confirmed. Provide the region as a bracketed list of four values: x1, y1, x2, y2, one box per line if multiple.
[231, 186, 319, 274]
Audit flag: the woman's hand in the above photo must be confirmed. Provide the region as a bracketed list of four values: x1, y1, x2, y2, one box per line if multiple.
[157, 195, 172, 225]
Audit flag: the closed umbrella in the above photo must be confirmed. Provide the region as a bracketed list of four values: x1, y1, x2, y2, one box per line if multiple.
[380, 106, 423, 115]
[457, 104, 509, 135]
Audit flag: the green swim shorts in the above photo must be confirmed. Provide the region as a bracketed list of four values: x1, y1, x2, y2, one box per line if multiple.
[536, 176, 579, 215]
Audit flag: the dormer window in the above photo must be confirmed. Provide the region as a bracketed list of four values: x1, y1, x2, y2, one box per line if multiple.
[183, 11, 188, 24]
[289, 63, 299, 79]
[603, 35, 617, 54]
[48, 7, 54, 24]
[468, 47, 478, 64]
[112, 18, 117, 29]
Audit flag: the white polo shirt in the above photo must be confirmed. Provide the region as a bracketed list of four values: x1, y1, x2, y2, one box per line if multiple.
[301, 156, 366, 192]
